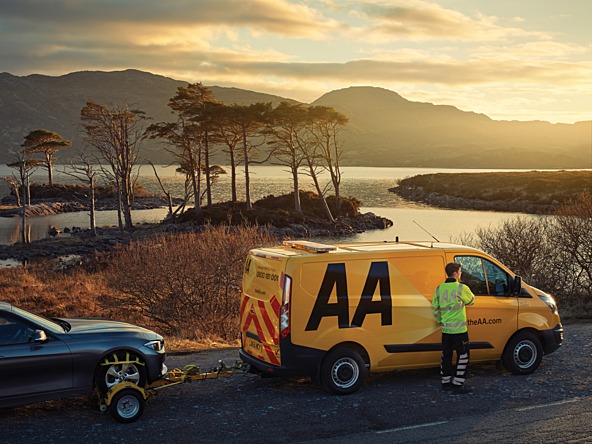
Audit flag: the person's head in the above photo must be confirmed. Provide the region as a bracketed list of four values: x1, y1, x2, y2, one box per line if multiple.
[445, 262, 462, 279]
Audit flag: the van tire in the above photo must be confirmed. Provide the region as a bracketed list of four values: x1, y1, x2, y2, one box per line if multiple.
[502, 331, 543, 375]
[321, 347, 367, 395]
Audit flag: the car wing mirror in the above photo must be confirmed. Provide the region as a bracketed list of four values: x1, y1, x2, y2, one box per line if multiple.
[33, 330, 47, 343]
[512, 276, 522, 296]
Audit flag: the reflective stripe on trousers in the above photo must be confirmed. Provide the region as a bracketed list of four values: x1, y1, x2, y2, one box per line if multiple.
[440, 332, 470, 386]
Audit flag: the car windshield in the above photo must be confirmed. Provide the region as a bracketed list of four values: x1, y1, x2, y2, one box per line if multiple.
[12, 306, 68, 334]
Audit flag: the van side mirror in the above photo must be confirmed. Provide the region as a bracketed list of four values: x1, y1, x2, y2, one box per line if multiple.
[512, 276, 522, 296]
[33, 330, 47, 343]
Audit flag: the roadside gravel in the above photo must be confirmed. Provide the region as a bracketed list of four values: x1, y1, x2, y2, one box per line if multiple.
[0, 321, 589, 443]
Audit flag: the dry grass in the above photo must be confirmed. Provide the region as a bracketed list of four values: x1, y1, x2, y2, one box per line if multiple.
[0, 224, 277, 352]
[0, 263, 233, 352]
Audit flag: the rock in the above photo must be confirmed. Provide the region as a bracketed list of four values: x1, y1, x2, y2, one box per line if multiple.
[48, 226, 61, 236]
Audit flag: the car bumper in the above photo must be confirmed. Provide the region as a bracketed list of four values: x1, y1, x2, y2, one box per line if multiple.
[541, 323, 563, 355]
[145, 352, 167, 383]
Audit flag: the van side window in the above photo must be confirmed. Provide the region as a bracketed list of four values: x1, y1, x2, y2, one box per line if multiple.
[454, 256, 510, 296]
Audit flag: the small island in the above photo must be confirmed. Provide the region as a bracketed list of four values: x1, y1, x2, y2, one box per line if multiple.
[389, 170, 591, 214]
[0, 183, 392, 261]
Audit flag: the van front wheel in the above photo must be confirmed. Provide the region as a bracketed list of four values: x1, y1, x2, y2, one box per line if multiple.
[503, 331, 543, 375]
[321, 347, 367, 395]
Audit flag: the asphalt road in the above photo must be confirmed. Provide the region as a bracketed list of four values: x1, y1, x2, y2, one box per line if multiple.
[1, 322, 590, 444]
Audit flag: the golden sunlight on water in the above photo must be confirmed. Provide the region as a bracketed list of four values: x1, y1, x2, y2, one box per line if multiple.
[0, 166, 540, 245]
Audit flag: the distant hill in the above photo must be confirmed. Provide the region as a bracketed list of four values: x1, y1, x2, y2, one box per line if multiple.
[0, 69, 590, 168]
[0, 69, 293, 164]
[313, 87, 591, 168]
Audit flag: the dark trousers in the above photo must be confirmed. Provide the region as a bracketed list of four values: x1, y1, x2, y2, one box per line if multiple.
[441, 332, 470, 386]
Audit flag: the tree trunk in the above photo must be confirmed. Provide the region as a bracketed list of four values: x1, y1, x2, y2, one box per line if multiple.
[192, 169, 201, 214]
[230, 150, 237, 203]
[89, 176, 97, 236]
[121, 175, 133, 230]
[307, 160, 334, 222]
[292, 163, 301, 213]
[242, 130, 252, 210]
[205, 131, 212, 209]
[46, 153, 54, 187]
[115, 182, 124, 232]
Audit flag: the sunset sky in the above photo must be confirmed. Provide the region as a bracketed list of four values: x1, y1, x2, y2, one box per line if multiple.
[1, 0, 590, 123]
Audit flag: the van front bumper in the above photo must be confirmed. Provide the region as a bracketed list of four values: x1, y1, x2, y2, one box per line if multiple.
[541, 323, 563, 355]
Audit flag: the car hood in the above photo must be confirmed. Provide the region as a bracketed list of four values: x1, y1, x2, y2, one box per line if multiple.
[61, 318, 161, 338]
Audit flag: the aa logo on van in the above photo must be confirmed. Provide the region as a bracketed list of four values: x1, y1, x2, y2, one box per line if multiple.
[306, 262, 392, 330]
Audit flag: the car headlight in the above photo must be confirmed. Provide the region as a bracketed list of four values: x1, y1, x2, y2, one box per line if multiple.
[538, 293, 558, 315]
[144, 339, 166, 354]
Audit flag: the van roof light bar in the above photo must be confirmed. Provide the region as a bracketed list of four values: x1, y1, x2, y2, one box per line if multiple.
[283, 240, 337, 253]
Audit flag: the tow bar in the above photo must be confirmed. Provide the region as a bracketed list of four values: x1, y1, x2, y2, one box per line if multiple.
[98, 360, 250, 423]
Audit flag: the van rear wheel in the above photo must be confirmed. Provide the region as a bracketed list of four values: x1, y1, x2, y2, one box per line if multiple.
[503, 331, 543, 375]
[321, 347, 367, 395]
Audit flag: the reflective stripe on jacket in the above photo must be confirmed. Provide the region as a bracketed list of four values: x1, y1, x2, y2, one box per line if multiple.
[432, 280, 475, 334]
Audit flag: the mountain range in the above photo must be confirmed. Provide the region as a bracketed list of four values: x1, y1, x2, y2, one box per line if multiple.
[1, 69, 590, 169]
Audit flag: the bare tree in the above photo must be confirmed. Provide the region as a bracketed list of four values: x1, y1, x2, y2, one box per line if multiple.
[218, 102, 272, 209]
[267, 102, 309, 212]
[80, 99, 144, 231]
[148, 162, 174, 217]
[309, 106, 348, 211]
[472, 192, 592, 307]
[61, 152, 99, 236]
[146, 83, 219, 214]
[7, 153, 42, 243]
[547, 191, 592, 300]
[299, 108, 335, 222]
[213, 105, 242, 203]
[474, 216, 551, 282]
[1, 176, 21, 207]
[146, 120, 202, 215]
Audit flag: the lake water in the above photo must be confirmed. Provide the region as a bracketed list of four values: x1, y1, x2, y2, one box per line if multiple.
[0, 166, 540, 246]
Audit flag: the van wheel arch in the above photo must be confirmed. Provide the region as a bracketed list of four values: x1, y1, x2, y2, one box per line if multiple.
[502, 329, 543, 375]
[320, 343, 369, 395]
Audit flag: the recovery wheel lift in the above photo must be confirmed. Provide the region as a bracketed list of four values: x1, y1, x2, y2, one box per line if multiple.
[98, 360, 250, 423]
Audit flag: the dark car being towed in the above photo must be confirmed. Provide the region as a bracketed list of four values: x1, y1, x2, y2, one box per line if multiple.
[0, 301, 166, 408]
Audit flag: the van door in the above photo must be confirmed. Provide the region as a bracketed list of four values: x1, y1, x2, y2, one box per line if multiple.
[452, 255, 519, 361]
[240, 253, 284, 367]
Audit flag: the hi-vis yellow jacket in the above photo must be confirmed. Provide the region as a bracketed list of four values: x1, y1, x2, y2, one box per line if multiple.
[432, 279, 475, 334]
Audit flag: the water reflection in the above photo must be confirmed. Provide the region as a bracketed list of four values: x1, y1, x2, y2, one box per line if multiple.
[0, 166, 531, 245]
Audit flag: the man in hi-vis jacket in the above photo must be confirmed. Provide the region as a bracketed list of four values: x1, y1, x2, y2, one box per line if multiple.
[432, 262, 475, 394]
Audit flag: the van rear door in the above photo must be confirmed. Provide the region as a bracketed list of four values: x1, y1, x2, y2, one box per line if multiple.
[240, 250, 286, 367]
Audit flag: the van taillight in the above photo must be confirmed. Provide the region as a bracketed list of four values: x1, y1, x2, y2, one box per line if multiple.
[280, 275, 292, 339]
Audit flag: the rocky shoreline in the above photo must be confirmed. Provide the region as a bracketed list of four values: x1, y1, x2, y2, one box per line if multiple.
[0, 199, 393, 263]
[389, 185, 559, 214]
[0, 196, 178, 218]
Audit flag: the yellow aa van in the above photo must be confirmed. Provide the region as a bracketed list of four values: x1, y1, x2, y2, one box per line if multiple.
[239, 240, 563, 394]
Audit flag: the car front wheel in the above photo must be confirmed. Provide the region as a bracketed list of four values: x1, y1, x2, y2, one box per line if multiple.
[96, 351, 147, 394]
[503, 331, 543, 375]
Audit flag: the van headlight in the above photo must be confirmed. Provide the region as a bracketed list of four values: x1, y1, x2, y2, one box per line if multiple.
[538, 293, 558, 315]
[144, 339, 166, 354]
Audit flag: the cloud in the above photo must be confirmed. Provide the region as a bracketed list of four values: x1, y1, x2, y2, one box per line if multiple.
[355, 0, 550, 41]
[0, 0, 338, 37]
[0, 0, 589, 123]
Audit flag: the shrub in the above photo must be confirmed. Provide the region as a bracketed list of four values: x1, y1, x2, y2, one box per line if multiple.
[105, 225, 278, 340]
[471, 192, 592, 315]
